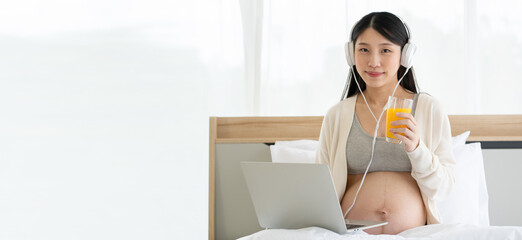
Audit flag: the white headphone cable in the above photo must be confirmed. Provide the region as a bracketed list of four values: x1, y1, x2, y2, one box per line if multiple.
[343, 67, 411, 218]
[351, 69, 378, 122]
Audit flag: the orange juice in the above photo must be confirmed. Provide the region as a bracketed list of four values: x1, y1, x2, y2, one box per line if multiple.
[385, 108, 412, 140]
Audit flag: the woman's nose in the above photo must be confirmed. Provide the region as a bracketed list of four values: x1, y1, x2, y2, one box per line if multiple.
[368, 53, 380, 67]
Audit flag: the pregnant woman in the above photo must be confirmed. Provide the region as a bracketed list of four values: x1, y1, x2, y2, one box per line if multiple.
[316, 12, 455, 234]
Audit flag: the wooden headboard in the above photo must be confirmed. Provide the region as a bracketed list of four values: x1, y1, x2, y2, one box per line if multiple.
[209, 115, 522, 240]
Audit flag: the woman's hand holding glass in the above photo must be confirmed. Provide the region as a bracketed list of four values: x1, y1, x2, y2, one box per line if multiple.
[389, 112, 420, 152]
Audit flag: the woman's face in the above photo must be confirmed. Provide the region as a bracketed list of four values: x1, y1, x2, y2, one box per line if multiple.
[354, 28, 402, 90]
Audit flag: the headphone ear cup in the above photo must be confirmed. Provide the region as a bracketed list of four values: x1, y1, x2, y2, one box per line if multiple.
[345, 41, 355, 67]
[400, 42, 416, 68]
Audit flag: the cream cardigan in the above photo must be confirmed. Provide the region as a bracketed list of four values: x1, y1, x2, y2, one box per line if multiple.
[315, 93, 456, 224]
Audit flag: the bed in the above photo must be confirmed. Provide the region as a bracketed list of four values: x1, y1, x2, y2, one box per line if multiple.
[209, 115, 522, 240]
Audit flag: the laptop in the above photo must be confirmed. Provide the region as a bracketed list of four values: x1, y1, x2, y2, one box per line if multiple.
[241, 162, 387, 234]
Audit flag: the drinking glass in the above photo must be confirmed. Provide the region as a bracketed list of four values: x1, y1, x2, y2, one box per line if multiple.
[385, 96, 413, 144]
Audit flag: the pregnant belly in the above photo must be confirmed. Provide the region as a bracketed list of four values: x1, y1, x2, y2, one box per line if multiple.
[341, 172, 426, 234]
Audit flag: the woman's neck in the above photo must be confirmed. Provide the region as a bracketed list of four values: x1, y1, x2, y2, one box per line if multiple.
[362, 87, 399, 107]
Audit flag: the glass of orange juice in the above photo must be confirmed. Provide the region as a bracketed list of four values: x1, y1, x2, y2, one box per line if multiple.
[385, 96, 413, 144]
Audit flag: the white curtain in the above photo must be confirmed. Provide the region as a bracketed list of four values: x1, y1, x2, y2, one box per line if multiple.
[238, 0, 264, 115]
[254, 0, 522, 115]
[258, 0, 348, 116]
[0, 0, 245, 239]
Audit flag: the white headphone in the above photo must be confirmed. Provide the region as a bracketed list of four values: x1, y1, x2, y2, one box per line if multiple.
[344, 16, 416, 69]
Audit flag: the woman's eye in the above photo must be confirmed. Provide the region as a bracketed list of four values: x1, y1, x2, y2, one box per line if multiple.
[382, 49, 391, 53]
[359, 48, 369, 53]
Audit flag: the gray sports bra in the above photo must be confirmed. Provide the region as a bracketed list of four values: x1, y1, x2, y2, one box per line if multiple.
[346, 94, 419, 174]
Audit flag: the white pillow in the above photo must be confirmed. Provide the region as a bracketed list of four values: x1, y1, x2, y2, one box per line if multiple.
[270, 140, 318, 164]
[452, 130, 470, 147]
[438, 132, 490, 226]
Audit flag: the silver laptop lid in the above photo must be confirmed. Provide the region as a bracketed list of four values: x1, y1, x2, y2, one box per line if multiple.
[241, 162, 348, 233]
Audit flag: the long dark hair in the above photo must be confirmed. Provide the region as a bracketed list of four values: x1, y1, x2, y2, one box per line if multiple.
[344, 12, 418, 99]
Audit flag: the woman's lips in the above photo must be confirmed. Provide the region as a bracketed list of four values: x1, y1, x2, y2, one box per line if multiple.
[366, 71, 383, 78]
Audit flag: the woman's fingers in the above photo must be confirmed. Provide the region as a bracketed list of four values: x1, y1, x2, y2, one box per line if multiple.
[389, 126, 413, 137]
[391, 119, 416, 131]
[389, 112, 419, 152]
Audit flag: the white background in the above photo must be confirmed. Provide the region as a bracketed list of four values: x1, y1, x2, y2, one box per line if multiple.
[0, 0, 521, 239]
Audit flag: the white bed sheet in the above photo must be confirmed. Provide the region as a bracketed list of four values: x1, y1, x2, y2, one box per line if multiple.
[238, 224, 522, 240]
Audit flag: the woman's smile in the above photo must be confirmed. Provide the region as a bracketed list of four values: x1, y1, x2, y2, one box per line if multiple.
[366, 71, 384, 78]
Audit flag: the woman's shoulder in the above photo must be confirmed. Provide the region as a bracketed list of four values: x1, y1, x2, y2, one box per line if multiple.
[416, 92, 447, 116]
[417, 92, 440, 105]
[325, 95, 357, 116]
